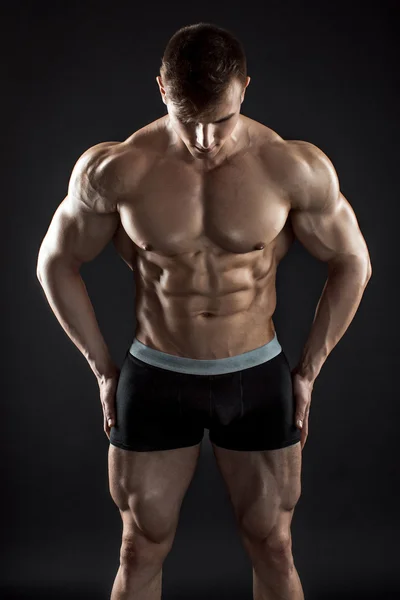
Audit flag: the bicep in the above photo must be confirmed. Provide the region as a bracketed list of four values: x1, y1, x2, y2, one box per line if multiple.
[290, 192, 370, 265]
[38, 194, 120, 271]
[38, 143, 121, 271]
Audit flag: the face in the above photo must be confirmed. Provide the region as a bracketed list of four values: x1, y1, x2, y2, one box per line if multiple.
[156, 75, 251, 160]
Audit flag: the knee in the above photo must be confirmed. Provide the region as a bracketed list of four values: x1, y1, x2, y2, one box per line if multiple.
[264, 529, 294, 568]
[119, 500, 178, 571]
[240, 518, 295, 573]
[120, 528, 173, 571]
[245, 529, 295, 574]
[264, 529, 295, 574]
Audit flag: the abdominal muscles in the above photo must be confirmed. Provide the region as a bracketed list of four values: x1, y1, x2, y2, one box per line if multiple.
[133, 245, 278, 359]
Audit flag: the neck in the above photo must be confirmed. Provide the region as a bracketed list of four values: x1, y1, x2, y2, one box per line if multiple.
[163, 114, 249, 169]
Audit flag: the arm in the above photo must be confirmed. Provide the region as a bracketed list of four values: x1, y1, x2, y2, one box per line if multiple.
[288, 141, 372, 383]
[36, 142, 122, 382]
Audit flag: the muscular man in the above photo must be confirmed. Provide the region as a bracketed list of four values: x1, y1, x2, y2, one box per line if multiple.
[36, 22, 372, 600]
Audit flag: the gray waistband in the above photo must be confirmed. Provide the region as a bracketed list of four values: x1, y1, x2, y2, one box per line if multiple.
[128, 332, 282, 375]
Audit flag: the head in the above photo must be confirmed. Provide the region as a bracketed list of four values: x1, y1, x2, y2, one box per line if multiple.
[156, 22, 251, 158]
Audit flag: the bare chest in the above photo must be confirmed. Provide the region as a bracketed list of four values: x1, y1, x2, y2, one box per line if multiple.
[118, 152, 289, 259]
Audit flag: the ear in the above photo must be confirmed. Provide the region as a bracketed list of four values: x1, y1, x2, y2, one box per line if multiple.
[241, 76, 251, 102]
[156, 75, 167, 105]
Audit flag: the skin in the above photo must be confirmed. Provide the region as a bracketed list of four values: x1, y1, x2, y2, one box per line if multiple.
[37, 74, 371, 600]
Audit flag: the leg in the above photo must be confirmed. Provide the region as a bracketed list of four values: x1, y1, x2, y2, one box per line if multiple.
[108, 441, 201, 600]
[211, 441, 303, 600]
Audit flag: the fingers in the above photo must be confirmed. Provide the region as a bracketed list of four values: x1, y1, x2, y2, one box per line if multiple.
[103, 408, 115, 440]
[294, 384, 311, 431]
[294, 388, 309, 448]
[297, 404, 310, 450]
[300, 416, 308, 450]
[295, 406, 306, 431]
[101, 401, 116, 440]
[99, 374, 120, 439]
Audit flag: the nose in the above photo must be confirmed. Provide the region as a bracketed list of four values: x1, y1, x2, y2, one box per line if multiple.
[195, 124, 214, 149]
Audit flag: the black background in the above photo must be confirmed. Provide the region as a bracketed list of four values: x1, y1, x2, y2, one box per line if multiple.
[2, 0, 399, 598]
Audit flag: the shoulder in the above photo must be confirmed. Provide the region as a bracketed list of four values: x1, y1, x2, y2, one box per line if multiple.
[256, 131, 340, 212]
[284, 139, 340, 212]
[68, 119, 170, 214]
[68, 141, 140, 213]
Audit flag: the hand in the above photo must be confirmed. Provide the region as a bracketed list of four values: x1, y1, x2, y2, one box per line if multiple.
[291, 367, 315, 450]
[97, 368, 121, 440]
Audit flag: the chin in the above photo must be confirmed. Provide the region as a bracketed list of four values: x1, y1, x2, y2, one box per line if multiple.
[192, 145, 220, 156]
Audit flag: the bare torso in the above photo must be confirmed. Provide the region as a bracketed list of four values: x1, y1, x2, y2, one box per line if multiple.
[112, 114, 299, 359]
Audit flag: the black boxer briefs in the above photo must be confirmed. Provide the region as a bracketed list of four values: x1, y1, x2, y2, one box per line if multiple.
[109, 335, 301, 452]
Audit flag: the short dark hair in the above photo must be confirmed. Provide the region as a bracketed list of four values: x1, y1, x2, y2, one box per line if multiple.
[159, 22, 247, 121]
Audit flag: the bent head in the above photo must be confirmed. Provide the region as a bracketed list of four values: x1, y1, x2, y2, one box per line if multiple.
[156, 22, 251, 158]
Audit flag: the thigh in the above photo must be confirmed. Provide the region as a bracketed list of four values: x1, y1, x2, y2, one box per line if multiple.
[108, 442, 202, 549]
[211, 441, 302, 543]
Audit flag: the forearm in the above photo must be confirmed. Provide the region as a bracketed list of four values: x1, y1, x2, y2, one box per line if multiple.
[297, 257, 371, 382]
[37, 259, 118, 381]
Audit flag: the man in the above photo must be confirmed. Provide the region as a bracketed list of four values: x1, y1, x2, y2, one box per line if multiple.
[36, 22, 371, 600]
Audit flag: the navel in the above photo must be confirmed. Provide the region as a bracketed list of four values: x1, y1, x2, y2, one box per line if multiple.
[254, 242, 265, 250]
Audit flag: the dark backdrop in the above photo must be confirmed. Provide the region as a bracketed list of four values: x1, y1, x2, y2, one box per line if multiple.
[2, 0, 399, 598]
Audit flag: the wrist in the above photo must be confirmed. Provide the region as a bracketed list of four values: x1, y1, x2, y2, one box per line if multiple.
[296, 347, 328, 383]
[88, 357, 120, 383]
[293, 364, 318, 384]
[96, 368, 120, 385]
